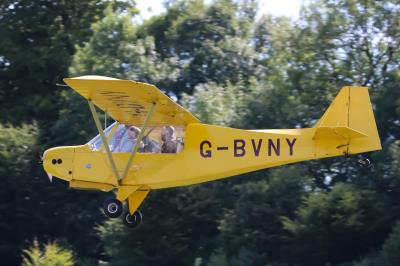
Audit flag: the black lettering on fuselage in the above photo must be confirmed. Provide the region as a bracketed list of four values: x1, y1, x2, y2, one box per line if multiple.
[199, 137, 296, 158]
[200, 140, 212, 158]
[268, 139, 280, 156]
[251, 139, 262, 156]
[234, 139, 246, 157]
[286, 138, 297, 156]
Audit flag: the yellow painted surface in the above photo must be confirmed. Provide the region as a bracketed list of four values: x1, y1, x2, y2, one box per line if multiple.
[63, 76, 199, 126]
[70, 180, 114, 192]
[43, 76, 382, 212]
[128, 189, 150, 214]
[116, 185, 140, 202]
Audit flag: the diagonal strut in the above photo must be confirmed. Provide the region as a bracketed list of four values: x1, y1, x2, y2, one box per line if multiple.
[120, 103, 157, 182]
[88, 100, 120, 184]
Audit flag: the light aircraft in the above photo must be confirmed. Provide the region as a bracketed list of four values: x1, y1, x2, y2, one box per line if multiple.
[43, 76, 381, 227]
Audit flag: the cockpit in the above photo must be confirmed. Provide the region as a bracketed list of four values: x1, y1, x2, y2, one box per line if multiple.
[88, 122, 184, 154]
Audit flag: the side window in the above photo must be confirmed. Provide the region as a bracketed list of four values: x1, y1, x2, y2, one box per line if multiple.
[142, 125, 185, 154]
[89, 123, 185, 154]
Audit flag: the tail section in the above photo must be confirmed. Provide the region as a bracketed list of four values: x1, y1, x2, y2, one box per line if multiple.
[313, 87, 381, 154]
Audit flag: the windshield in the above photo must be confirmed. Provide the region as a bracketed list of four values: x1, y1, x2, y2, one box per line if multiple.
[88, 122, 117, 151]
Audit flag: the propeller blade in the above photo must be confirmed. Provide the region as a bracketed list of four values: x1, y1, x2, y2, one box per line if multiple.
[38, 155, 43, 165]
[47, 172, 53, 182]
[33, 144, 43, 165]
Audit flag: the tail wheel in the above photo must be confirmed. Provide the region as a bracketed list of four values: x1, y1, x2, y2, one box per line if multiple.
[103, 198, 123, 218]
[358, 158, 372, 168]
[123, 210, 142, 228]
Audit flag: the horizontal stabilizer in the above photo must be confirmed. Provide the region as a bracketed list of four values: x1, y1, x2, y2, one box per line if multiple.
[313, 126, 368, 140]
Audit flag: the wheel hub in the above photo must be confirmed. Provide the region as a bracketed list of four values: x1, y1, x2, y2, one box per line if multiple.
[107, 202, 118, 214]
[126, 213, 136, 224]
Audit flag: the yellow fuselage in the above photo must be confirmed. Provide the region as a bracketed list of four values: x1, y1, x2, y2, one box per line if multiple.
[43, 123, 361, 191]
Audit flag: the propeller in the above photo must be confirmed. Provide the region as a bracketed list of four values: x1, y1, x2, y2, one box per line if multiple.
[37, 154, 43, 165]
[33, 144, 43, 165]
[32, 144, 52, 182]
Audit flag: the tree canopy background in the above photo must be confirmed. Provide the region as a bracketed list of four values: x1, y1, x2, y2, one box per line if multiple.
[0, 0, 399, 265]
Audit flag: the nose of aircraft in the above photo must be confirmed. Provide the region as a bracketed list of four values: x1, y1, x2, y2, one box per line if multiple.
[43, 147, 74, 182]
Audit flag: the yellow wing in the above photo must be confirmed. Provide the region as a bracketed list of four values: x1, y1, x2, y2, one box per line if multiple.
[63, 76, 200, 126]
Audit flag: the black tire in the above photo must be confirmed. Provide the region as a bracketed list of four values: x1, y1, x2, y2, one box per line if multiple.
[103, 198, 123, 218]
[358, 158, 372, 168]
[123, 210, 142, 228]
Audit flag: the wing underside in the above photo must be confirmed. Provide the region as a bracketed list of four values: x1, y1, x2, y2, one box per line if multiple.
[64, 76, 200, 126]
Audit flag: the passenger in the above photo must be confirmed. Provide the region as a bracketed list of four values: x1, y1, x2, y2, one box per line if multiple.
[142, 135, 160, 153]
[161, 126, 177, 153]
[119, 126, 144, 153]
[140, 127, 157, 153]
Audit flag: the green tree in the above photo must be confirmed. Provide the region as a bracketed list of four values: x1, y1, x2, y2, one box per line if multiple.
[0, 122, 108, 265]
[352, 220, 400, 266]
[215, 166, 311, 265]
[22, 241, 74, 266]
[283, 183, 387, 265]
[287, 0, 400, 130]
[71, 0, 260, 95]
[181, 82, 245, 125]
[382, 221, 400, 266]
[163, 0, 259, 92]
[0, 124, 38, 264]
[0, 0, 113, 124]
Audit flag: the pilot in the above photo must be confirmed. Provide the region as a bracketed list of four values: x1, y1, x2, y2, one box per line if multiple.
[119, 126, 144, 153]
[110, 124, 130, 152]
[161, 126, 177, 153]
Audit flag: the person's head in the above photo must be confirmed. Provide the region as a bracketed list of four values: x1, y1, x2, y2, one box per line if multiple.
[161, 126, 175, 141]
[128, 126, 140, 139]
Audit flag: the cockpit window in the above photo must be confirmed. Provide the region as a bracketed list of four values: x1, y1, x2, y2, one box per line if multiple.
[88, 122, 116, 151]
[88, 123, 185, 154]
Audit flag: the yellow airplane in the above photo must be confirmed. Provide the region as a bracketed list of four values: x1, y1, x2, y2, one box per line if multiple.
[43, 76, 381, 227]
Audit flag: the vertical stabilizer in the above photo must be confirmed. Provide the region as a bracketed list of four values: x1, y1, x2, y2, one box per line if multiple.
[313, 87, 381, 154]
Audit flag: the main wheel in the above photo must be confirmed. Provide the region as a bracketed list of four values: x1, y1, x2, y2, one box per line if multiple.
[123, 210, 142, 228]
[103, 198, 123, 218]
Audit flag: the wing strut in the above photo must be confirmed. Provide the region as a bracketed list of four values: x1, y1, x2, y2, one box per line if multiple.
[88, 100, 120, 184]
[121, 102, 156, 181]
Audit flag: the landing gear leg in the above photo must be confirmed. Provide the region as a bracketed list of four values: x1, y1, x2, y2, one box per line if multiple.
[103, 198, 123, 218]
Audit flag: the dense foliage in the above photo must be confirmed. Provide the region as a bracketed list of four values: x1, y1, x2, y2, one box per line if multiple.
[0, 0, 399, 265]
[22, 241, 74, 266]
